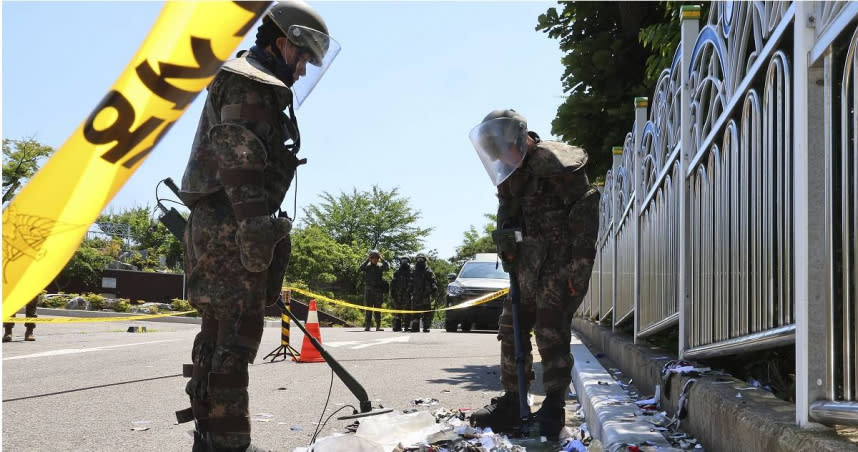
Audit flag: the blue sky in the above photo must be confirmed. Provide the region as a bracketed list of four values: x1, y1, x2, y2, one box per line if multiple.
[2, 1, 565, 260]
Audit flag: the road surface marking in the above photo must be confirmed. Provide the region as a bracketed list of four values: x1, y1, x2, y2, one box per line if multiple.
[3, 339, 180, 361]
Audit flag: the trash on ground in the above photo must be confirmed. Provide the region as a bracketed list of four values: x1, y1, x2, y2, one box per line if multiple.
[412, 397, 440, 406]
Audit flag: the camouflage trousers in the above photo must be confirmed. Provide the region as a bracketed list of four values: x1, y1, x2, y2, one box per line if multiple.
[410, 297, 433, 331]
[4, 297, 38, 330]
[391, 295, 411, 330]
[363, 286, 384, 327]
[179, 193, 290, 449]
[497, 256, 594, 395]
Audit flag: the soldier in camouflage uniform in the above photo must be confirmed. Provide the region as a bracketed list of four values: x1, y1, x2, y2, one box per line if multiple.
[409, 254, 437, 332]
[3, 295, 38, 342]
[175, 2, 340, 450]
[467, 109, 600, 439]
[359, 250, 389, 331]
[390, 256, 413, 332]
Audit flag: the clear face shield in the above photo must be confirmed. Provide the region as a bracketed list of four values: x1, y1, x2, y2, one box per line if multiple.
[469, 117, 528, 186]
[287, 25, 341, 108]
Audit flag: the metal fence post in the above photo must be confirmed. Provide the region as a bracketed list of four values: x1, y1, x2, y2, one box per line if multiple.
[611, 146, 623, 332]
[634, 98, 648, 344]
[794, 1, 829, 427]
[678, 5, 700, 359]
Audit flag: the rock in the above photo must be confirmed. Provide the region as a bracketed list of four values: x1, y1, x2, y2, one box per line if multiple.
[65, 296, 90, 310]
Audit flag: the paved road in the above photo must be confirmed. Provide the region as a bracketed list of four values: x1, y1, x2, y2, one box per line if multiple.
[2, 318, 546, 452]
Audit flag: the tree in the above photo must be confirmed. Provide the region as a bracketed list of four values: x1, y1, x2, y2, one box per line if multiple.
[638, 3, 711, 84]
[2, 137, 54, 203]
[536, 2, 668, 180]
[451, 214, 497, 266]
[56, 239, 113, 290]
[301, 185, 432, 256]
[287, 225, 365, 293]
[98, 205, 184, 270]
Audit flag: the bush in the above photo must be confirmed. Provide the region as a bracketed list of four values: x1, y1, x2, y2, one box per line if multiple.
[171, 298, 198, 316]
[41, 295, 69, 308]
[147, 305, 159, 314]
[114, 298, 131, 313]
[84, 293, 105, 311]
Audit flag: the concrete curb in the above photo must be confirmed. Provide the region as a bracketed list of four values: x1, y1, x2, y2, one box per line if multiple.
[35, 308, 282, 328]
[571, 318, 857, 452]
[571, 332, 674, 451]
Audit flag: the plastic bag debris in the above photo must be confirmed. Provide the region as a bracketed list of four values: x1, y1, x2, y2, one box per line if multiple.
[413, 397, 440, 406]
[562, 438, 587, 452]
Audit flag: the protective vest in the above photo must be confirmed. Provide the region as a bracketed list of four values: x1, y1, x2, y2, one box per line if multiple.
[179, 52, 300, 213]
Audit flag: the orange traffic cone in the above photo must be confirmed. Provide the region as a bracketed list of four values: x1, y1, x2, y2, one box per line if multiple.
[295, 300, 326, 363]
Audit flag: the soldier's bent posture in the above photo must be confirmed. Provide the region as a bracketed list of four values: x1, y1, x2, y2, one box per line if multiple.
[409, 254, 437, 332]
[467, 109, 600, 440]
[390, 256, 413, 332]
[359, 249, 389, 331]
[175, 2, 340, 450]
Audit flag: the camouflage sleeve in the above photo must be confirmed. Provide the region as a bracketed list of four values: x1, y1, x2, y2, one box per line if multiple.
[208, 71, 281, 220]
[496, 182, 521, 231]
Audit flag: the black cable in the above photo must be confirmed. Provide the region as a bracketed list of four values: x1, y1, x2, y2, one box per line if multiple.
[159, 198, 186, 208]
[309, 368, 336, 445]
[311, 404, 357, 447]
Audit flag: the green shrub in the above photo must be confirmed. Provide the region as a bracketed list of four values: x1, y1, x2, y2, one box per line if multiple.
[147, 305, 159, 314]
[84, 293, 105, 311]
[41, 295, 69, 308]
[114, 298, 131, 313]
[170, 298, 198, 316]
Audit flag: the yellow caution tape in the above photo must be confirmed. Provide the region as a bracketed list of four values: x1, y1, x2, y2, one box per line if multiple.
[2, 311, 196, 324]
[1, 2, 271, 319]
[286, 286, 509, 314]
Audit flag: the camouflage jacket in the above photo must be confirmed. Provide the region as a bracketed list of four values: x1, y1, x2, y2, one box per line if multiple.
[390, 267, 412, 301]
[497, 140, 600, 268]
[179, 51, 300, 215]
[360, 259, 389, 290]
[410, 268, 437, 302]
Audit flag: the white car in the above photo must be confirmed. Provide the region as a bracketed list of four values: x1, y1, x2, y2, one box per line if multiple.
[444, 253, 509, 332]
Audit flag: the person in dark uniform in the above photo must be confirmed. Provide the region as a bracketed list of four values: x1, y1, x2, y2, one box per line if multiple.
[390, 256, 413, 332]
[409, 253, 437, 332]
[359, 249, 389, 331]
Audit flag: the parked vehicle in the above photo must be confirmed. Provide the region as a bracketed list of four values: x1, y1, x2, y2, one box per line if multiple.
[444, 253, 509, 332]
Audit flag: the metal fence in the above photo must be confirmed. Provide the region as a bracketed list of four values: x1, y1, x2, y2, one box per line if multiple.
[577, 1, 858, 426]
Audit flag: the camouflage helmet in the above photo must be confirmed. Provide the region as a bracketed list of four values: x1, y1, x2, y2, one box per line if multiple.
[415, 253, 427, 262]
[368, 249, 381, 258]
[266, 0, 330, 65]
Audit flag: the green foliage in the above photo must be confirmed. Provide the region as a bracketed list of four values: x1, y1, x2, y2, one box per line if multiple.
[171, 298, 197, 316]
[536, 3, 670, 180]
[83, 293, 105, 311]
[451, 214, 497, 266]
[114, 299, 131, 313]
[302, 185, 432, 256]
[41, 294, 70, 308]
[147, 305, 160, 314]
[639, 3, 711, 84]
[2, 137, 54, 203]
[58, 242, 112, 289]
[98, 205, 184, 270]
[288, 225, 365, 293]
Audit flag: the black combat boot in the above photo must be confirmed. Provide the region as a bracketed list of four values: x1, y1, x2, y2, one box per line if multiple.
[24, 325, 35, 341]
[469, 392, 521, 433]
[534, 390, 565, 440]
[392, 318, 401, 332]
[3, 325, 12, 342]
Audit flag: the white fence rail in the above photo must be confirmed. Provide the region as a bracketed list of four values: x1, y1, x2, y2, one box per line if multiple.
[577, 1, 858, 426]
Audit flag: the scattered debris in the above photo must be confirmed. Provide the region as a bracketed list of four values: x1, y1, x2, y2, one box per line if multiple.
[412, 397, 440, 407]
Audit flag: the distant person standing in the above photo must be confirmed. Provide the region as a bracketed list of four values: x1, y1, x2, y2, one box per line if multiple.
[390, 256, 413, 332]
[359, 249, 389, 331]
[3, 295, 38, 342]
[409, 254, 437, 332]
